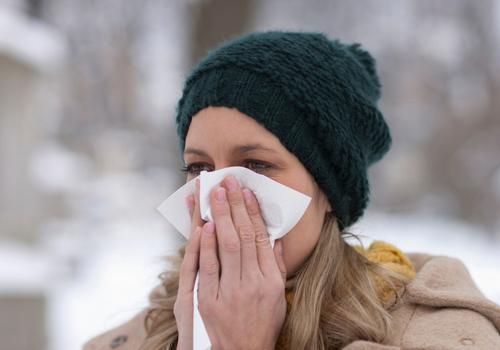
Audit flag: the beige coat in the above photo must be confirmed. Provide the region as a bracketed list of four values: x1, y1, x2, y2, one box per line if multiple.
[82, 253, 500, 349]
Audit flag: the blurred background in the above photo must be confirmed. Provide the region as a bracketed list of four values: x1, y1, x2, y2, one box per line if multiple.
[1, 0, 499, 349]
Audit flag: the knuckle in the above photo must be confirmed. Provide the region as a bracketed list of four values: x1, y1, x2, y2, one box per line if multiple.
[213, 202, 229, 216]
[202, 259, 219, 275]
[227, 191, 245, 206]
[255, 231, 271, 246]
[238, 224, 255, 242]
[222, 238, 240, 253]
[248, 213, 265, 230]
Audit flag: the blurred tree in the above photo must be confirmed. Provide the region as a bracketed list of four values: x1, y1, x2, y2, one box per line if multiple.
[187, 0, 256, 66]
[26, 0, 43, 18]
[415, 0, 500, 228]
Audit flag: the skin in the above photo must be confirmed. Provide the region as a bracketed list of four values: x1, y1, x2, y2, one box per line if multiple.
[174, 106, 332, 349]
[183, 106, 332, 277]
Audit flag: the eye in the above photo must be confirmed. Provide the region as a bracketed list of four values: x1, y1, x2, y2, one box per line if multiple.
[244, 160, 271, 173]
[180, 163, 211, 176]
[181, 160, 272, 176]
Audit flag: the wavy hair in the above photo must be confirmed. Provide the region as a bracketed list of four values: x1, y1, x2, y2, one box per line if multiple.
[140, 213, 410, 349]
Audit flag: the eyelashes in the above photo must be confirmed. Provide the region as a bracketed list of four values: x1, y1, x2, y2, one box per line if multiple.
[181, 160, 272, 176]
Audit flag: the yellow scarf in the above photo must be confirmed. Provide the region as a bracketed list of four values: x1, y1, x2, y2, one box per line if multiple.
[275, 241, 416, 349]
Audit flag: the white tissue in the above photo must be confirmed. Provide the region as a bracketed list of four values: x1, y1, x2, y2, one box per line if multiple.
[156, 165, 312, 350]
[157, 165, 312, 241]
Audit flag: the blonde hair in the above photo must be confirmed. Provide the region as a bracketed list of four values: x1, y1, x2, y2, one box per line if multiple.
[140, 213, 409, 349]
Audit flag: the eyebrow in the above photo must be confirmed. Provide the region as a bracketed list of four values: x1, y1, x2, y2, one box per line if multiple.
[184, 143, 278, 157]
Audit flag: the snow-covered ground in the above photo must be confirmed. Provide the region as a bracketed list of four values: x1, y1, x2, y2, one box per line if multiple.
[38, 170, 186, 350]
[1, 171, 499, 350]
[44, 218, 181, 350]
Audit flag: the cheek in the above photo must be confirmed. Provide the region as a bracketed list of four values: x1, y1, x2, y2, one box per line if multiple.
[279, 204, 324, 277]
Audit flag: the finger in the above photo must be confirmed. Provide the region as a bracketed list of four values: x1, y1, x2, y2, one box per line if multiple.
[199, 221, 220, 301]
[243, 188, 281, 278]
[223, 176, 260, 280]
[210, 185, 241, 289]
[273, 240, 287, 285]
[191, 177, 205, 234]
[178, 226, 202, 296]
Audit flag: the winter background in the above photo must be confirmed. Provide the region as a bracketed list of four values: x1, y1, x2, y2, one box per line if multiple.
[1, 1, 499, 349]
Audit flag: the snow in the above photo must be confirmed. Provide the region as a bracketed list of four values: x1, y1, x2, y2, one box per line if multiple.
[36, 170, 185, 350]
[0, 239, 69, 294]
[44, 219, 182, 350]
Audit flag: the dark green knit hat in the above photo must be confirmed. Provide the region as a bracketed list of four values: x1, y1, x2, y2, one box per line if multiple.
[175, 30, 392, 230]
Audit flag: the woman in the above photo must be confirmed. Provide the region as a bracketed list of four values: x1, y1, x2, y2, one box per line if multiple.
[83, 31, 500, 349]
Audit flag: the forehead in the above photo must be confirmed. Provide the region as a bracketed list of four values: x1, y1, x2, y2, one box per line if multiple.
[185, 106, 282, 148]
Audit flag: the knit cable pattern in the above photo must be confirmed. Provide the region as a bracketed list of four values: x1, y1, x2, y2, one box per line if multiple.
[175, 30, 392, 230]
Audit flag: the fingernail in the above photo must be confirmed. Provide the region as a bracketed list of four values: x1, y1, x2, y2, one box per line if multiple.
[203, 222, 214, 235]
[243, 188, 252, 204]
[216, 187, 226, 202]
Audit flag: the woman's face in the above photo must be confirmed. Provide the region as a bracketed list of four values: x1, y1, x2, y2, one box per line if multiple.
[183, 106, 332, 277]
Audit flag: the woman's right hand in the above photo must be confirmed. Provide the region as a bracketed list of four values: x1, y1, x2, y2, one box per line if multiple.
[174, 177, 206, 350]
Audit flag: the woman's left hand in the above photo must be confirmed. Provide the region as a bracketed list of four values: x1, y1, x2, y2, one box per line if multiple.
[197, 175, 287, 350]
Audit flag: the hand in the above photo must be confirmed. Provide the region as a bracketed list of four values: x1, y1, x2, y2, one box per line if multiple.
[174, 177, 206, 350]
[198, 175, 287, 350]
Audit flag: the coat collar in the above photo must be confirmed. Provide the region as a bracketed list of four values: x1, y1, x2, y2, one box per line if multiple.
[405, 253, 500, 331]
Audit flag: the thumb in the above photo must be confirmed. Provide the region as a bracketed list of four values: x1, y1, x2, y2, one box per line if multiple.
[273, 240, 287, 286]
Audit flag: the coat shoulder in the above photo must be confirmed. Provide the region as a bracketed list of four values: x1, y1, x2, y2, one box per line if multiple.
[395, 253, 500, 349]
[345, 253, 500, 349]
